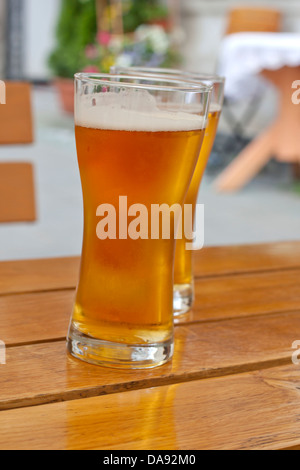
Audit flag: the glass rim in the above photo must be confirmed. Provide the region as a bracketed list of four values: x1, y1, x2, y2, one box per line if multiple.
[110, 67, 226, 85]
[74, 73, 213, 94]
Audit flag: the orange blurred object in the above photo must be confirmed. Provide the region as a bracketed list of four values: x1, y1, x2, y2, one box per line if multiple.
[55, 78, 74, 115]
[0, 82, 33, 144]
[0, 162, 36, 223]
[174, 108, 221, 286]
[0, 82, 36, 222]
[226, 7, 282, 35]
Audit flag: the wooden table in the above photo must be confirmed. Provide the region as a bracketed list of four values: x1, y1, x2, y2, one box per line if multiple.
[1, 241, 300, 450]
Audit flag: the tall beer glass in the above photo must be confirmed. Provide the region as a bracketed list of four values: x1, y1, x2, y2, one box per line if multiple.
[67, 73, 211, 368]
[173, 74, 224, 316]
[112, 67, 225, 316]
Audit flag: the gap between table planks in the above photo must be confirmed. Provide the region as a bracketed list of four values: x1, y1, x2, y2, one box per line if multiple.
[1, 241, 300, 296]
[1, 268, 300, 347]
[0, 311, 299, 411]
[1, 364, 300, 450]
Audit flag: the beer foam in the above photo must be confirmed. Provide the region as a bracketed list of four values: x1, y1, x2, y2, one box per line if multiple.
[76, 89, 205, 132]
[209, 103, 222, 113]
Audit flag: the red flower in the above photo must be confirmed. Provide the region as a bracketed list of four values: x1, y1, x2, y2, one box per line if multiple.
[83, 66, 100, 73]
[97, 31, 111, 46]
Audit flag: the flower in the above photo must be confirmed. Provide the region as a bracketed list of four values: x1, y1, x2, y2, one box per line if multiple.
[115, 53, 134, 68]
[135, 25, 170, 55]
[109, 35, 124, 54]
[83, 65, 100, 73]
[85, 45, 99, 60]
[97, 31, 111, 47]
[81, 21, 180, 76]
[101, 55, 116, 73]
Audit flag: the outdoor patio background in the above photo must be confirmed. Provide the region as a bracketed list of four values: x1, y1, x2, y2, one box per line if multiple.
[0, 85, 299, 261]
[0, 0, 299, 260]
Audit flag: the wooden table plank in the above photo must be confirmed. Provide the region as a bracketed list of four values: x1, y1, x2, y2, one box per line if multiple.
[194, 241, 300, 278]
[0, 257, 79, 296]
[0, 311, 298, 410]
[0, 290, 73, 346]
[188, 268, 300, 323]
[1, 365, 300, 450]
[1, 242, 300, 297]
[1, 269, 300, 346]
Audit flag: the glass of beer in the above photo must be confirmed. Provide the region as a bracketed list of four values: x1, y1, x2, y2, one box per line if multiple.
[111, 67, 225, 316]
[67, 73, 211, 368]
[173, 74, 224, 316]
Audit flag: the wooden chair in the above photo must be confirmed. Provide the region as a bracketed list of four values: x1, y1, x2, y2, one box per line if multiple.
[226, 7, 282, 35]
[222, 7, 282, 144]
[0, 162, 36, 223]
[0, 82, 34, 144]
[0, 82, 36, 222]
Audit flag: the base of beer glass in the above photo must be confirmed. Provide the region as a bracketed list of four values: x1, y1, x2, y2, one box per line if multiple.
[67, 324, 174, 369]
[173, 281, 194, 316]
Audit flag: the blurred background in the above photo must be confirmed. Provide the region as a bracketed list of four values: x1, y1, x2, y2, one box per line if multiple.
[0, 0, 299, 260]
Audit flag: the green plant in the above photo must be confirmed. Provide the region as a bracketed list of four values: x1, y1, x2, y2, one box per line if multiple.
[48, 0, 97, 78]
[292, 182, 300, 196]
[123, 0, 168, 33]
[49, 0, 171, 78]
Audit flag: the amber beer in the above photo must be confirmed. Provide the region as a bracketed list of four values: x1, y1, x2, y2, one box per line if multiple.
[67, 73, 210, 369]
[72, 126, 204, 342]
[172, 79, 224, 316]
[174, 106, 221, 297]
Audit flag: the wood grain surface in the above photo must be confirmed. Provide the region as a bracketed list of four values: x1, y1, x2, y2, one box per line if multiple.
[1, 243, 300, 450]
[0, 290, 73, 346]
[0, 311, 298, 410]
[1, 365, 300, 450]
[193, 241, 300, 278]
[0, 257, 79, 296]
[188, 268, 300, 323]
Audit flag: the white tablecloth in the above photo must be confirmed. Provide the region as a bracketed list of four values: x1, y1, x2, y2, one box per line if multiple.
[219, 32, 300, 100]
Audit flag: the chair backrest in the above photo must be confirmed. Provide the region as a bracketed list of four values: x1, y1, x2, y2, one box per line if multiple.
[226, 7, 282, 35]
[0, 162, 36, 223]
[0, 82, 36, 223]
[0, 82, 33, 144]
